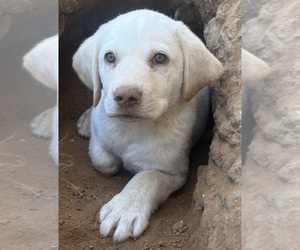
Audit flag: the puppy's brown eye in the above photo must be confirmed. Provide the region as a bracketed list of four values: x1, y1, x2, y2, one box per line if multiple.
[153, 53, 167, 64]
[105, 52, 116, 63]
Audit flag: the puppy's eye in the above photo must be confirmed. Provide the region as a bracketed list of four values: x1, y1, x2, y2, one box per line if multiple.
[105, 52, 116, 63]
[153, 53, 167, 64]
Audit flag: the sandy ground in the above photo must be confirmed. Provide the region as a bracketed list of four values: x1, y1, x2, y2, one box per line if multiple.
[59, 46, 211, 250]
[0, 6, 57, 250]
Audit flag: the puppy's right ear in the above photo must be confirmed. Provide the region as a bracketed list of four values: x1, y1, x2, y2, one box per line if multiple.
[177, 23, 224, 102]
[242, 49, 271, 83]
[73, 33, 101, 107]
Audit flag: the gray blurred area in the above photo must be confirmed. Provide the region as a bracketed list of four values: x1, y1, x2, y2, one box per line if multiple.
[0, 1, 58, 249]
[242, 0, 300, 249]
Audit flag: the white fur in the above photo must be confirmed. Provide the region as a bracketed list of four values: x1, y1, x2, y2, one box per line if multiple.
[73, 10, 223, 242]
[23, 35, 58, 166]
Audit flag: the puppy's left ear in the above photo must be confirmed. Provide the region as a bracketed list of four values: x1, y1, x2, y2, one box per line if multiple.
[177, 23, 224, 101]
[73, 32, 101, 107]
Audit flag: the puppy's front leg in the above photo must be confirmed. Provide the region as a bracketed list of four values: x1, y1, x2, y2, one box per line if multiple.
[30, 106, 56, 138]
[89, 134, 123, 175]
[77, 107, 92, 138]
[99, 170, 186, 242]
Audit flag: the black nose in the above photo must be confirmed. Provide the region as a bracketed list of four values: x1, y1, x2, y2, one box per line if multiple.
[113, 86, 142, 107]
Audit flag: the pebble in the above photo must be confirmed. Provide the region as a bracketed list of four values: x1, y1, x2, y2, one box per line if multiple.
[0, 219, 9, 225]
[158, 240, 165, 247]
[172, 221, 188, 235]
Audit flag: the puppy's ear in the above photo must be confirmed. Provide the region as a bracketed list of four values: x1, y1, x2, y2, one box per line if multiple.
[177, 24, 224, 101]
[23, 35, 58, 92]
[242, 49, 271, 83]
[73, 33, 101, 107]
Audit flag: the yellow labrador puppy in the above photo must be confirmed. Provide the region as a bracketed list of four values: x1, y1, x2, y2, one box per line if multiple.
[73, 10, 223, 242]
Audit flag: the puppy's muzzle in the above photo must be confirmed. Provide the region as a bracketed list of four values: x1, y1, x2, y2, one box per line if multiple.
[114, 86, 142, 108]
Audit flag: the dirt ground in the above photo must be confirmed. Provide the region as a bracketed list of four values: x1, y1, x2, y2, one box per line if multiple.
[59, 46, 211, 250]
[0, 8, 58, 249]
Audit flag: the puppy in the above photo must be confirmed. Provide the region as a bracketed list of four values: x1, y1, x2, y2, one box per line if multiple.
[23, 35, 58, 166]
[73, 9, 223, 242]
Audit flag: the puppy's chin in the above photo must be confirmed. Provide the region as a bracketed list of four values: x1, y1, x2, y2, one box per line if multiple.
[108, 114, 144, 123]
[117, 116, 143, 123]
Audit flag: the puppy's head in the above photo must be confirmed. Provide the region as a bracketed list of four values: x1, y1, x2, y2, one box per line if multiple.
[73, 10, 223, 121]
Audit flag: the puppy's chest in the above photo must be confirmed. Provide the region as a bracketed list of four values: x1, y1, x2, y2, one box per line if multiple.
[103, 121, 160, 154]
[101, 120, 188, 172]
[106, 122, 152, 151]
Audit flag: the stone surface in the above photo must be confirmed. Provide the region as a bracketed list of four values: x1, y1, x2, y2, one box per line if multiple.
[242, 0, 300, 249]
[190, 1, 242, 249]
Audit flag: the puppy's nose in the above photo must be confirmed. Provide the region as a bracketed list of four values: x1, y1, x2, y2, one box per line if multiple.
[113, 86, 142, 107]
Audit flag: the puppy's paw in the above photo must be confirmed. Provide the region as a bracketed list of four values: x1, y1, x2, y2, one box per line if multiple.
[30, 107, 54, 138]
[77, 108, 91, 138]
[99, 193, 150, 242]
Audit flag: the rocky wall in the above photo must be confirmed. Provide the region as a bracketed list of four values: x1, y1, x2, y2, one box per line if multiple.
[190, 0, 241, 249]
[242, 0, 300, 249]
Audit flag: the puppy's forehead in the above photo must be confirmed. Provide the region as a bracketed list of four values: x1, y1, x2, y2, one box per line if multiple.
[100, 10, 179, 46]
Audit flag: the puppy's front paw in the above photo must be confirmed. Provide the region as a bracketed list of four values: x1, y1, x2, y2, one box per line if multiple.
[77, 108, 91, 138]
[99, 193, 150, 242]
[30, 107, 53, 138]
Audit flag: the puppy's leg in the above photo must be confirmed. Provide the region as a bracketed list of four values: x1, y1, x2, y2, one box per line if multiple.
[30, 106, 56, 138]
[99, 170, 186, 242]
[77, 108, 92, 138]
[89, 140, 122, 175]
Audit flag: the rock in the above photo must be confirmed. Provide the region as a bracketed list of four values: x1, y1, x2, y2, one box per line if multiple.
[190, 0, 242, 249]
[158, 240, 166, 247]
[172, 221, 188, 235]
[59, 219, 65, 226]
[242, 0, 300, 249]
